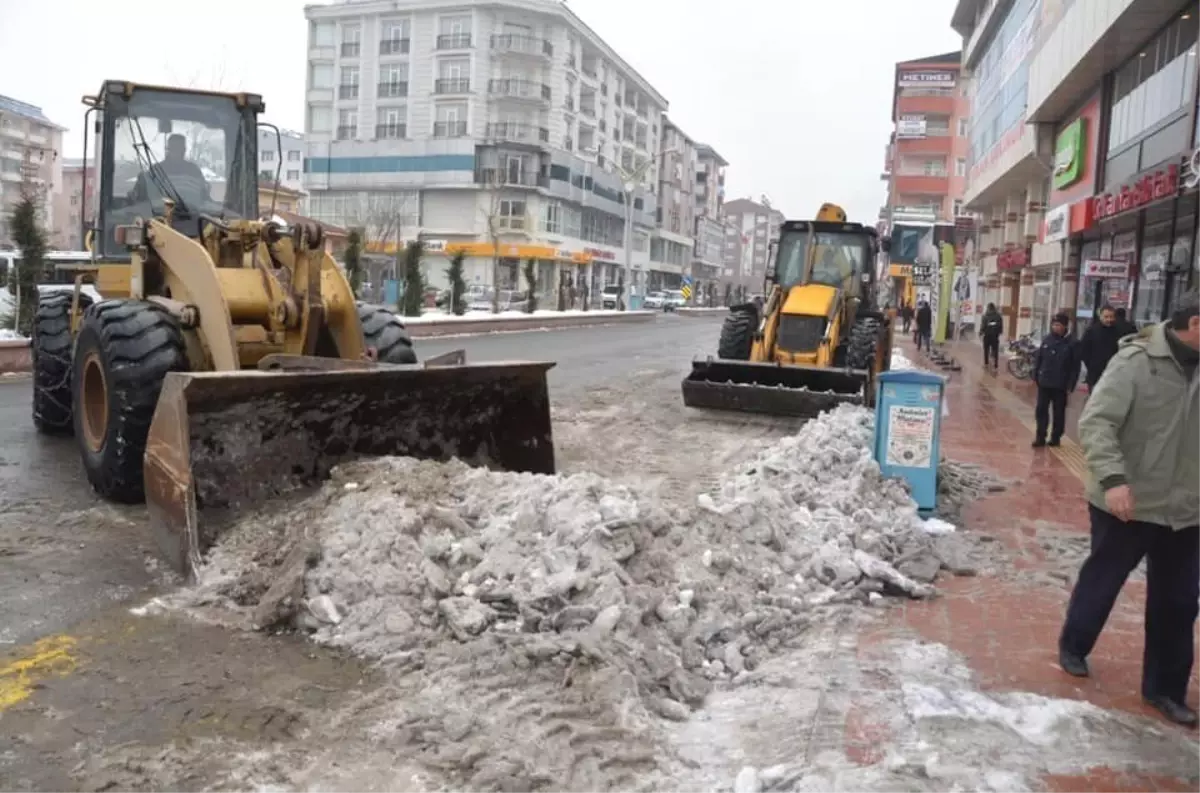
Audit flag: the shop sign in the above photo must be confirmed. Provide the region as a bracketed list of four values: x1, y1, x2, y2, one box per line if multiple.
[1091, 164, 1179, 221]
[997, 247, 1030, 271]
[1082, 259, 1130, 279]
[896, 115, 927, 139]
[1052, 118, 1086, 189]
[1042, 204, 1069, 243]
[898, 71, 955, 88]
[584, 246, 616, 261]
[1184, 147, 1200, 191]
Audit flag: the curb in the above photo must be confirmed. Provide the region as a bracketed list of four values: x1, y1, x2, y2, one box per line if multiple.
[404, 311, 656, 338]
[0, 339, 31, 375]
[675, 307, 731, 316]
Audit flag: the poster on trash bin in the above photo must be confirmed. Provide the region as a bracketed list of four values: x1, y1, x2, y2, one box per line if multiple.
[885, 405, 935, 469]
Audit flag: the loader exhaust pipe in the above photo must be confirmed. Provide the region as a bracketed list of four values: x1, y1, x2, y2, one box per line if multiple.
[144, 360, 555, 577]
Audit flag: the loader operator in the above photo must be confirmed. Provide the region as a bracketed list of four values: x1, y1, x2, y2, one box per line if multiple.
[130, 133, 209, 206]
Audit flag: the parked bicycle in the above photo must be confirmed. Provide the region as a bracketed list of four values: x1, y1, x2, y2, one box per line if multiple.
[1006, 334, 1039, 380]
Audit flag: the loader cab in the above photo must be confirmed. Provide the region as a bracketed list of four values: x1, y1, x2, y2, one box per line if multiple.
[87, 81, 263, 261]
[772, 220, 880, 302]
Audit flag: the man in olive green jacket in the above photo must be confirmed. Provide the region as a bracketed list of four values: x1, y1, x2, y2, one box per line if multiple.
[1058, 290, 1199, 726]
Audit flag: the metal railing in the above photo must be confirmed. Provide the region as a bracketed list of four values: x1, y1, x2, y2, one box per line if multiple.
[338, 84, 359, 100]
[376, 123, 407, 139]
[340, 41, 361, 57]
[436, 33, 472, 49]
[433, 120, 469, 137]
[336, 125, 357, 140]
[487, 78, 550, 100]
[490, 34, 552, 56]
[377, 81, 408, 98]
[379, 38, 410, 55]
[434, 78, 471, 94]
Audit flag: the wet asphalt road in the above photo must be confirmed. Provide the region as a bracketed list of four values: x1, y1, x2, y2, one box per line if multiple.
[0, 313, 724, 649]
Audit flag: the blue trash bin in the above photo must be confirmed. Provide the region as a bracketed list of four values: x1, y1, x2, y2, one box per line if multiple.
[872, 370, 946, 512]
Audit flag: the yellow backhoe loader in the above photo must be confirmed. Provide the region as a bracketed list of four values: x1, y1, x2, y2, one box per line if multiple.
[30, 81, 555, 576]
[681, 203, 893, 417]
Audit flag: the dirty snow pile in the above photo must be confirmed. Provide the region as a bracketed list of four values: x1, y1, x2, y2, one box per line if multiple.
[180, 405, 988, 789]
[0, 327, 26, 341]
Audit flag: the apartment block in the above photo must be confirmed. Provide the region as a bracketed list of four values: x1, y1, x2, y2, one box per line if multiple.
[722, 196, 784, 292]
[692, 143, 728, 288]
[0, 95, 65, 247]
[649, 116, 696, 289]
[52, 158, 94, 250]
[258, 127, 307, 193]
[302, 0, 673, 297]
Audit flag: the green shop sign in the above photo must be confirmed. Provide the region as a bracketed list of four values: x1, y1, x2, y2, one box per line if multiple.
[1053, 118, 1086, 189]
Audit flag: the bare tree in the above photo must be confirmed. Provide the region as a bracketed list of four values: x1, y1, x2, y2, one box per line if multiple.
[346, 192, 418, 303]
[479, 170, 505, 314]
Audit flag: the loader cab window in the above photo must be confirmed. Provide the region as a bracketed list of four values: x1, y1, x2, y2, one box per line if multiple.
[775, 229, 870, 290]
[97, 89, 258, 258]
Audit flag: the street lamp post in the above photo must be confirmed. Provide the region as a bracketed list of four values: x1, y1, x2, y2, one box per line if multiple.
[606, 148, 678, 311]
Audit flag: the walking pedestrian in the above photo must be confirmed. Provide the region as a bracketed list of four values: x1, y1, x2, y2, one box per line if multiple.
[1112, 306, 1137, 336]
[915, 301, 932, 353]
[901, 302, 914, 334]
[1031, 313, 1080, 447]
[1078, 304, 1126, 391]
[980, 302, 1004, 372]
[1058, 290, 1199, 726]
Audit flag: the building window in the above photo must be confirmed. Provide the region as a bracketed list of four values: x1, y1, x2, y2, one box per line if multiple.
[543, 202, 561, 234]
[380, 19, 410, 55]
[286, 170, 300, 181]
[288, 150, 301, 162]
[379, 63, 409, 98]
[957, 118, 968, 137]
[311, 21, 335, 48]
[262, 150, 275, 162]
[339, 66, 360, 100]
[955, 157, 966, 176]
[434, 103, 468, 137]
[953, 199, 964, 217]
[437, 15, 472, 49]
[497, 198, 526, 230]
[309, 104, 332, 134]
[337, 109, 357, 140]
[310, 62, 333, 90]
[340, 25, 361, 57]
[1108, 7, 1198, 154]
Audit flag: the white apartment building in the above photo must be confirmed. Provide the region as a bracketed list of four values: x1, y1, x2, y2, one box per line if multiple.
[650, 116, 696, 289]
[258, 127, 306, 192]
[722, 196, 785, 293]
[693, 143, 728, 289]
[0, 95, 65, 247]
[301, 0, 670, 297]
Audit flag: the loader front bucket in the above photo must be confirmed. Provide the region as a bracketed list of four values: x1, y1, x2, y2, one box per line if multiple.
[681, 358, 870, 418]
[143, 361, 555, 577]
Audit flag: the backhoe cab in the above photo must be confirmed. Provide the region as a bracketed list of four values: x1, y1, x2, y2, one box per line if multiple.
[681, 202, 894, 418]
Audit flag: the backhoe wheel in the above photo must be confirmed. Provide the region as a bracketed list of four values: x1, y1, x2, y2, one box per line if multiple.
[32, 292, 86, 435]
[846, 317, 883, 372]
[717, 309, 755, 360]
[71, 300, 189, 503]
[358, 304, 417, 364]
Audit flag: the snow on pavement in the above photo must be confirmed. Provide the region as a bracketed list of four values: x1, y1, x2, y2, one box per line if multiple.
[402, 308, 645, 324]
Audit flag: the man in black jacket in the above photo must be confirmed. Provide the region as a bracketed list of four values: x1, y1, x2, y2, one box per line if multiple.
[1033, 313, 1081, 447]
[980, 303, 1004, 372]
[1078, 304, 1127, 390]
[915, 301, 933, 353]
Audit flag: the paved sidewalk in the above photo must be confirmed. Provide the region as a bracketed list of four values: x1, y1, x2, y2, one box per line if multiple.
[840, 339, 1198, 791]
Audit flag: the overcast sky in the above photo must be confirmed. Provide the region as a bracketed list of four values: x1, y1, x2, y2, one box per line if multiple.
[0, 0, 961, 223]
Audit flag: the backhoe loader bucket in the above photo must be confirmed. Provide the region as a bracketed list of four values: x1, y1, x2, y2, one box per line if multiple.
[681, 358, 870, 418]
[143, 361, 555, 577]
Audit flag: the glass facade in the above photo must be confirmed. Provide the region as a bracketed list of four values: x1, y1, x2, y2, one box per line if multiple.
[969, 0, 1042, 167]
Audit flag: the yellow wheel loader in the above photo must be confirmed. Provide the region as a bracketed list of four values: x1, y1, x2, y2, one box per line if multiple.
[681, 203, 893, 417]
[30, 81, 555, 576]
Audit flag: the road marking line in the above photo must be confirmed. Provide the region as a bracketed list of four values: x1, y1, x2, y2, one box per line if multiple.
[0, 635, 78, 711]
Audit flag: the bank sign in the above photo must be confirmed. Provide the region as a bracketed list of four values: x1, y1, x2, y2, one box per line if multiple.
[1053, 118, 1086, 189]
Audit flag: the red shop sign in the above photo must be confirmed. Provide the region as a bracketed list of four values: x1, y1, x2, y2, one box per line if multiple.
[1091, 164, 1179, 221]
[997, 246, 1030, 271]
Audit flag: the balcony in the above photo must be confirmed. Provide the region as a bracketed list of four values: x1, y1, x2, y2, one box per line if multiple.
[376, 123, 407, 139]
[487, 78, 550, 101]
[475, 167, 544, 188]
[433, 121, 469, 137]
[377, 81, 408, 99]
[336, 125, 357, 140]
[580, 105, 596, 119]
[0, 125, 24, 140]
[379, 38, 410, 56]
[340, 41, 360, 57]
[436, 33, 472, 50]
[434, 78, 471, 94]
[563, 97, 575, 112]
[490, 33, 552, 57]
[485, 122, 550, 144]
[893, 174, 950, 195]
[894, 135, 952, 155]
[565, 54, 577, 70]
[338, 84, 359, 100]
[895, 94, 957, 117]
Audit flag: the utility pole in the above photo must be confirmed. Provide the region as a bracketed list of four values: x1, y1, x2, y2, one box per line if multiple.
[606, 147, 678, 311]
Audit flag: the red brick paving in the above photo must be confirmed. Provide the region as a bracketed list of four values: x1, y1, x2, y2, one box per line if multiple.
[840, 338, 1199, 791]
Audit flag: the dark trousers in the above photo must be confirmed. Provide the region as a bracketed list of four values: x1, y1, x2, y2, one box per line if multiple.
[1060, 505, 1200, 702]
[983, 336, 999, 368]
[1034, 386, 1067, 441]
[902, 317, 911, 333]
[915, 329, 931, 352]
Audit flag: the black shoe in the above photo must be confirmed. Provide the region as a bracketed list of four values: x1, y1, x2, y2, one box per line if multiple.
[1032, 439, 1047, 448]
[1143, 695, 1199, 727]
[1048, 438, 1062, 447]
[1059, 649, 1089, 677]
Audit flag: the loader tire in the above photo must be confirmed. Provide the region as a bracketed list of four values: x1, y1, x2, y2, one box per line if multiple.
[32, 292, 82, 435]
[846, 317, 883, 372]
[358, 304, 417, 364]
[72, 300, 189, 503]
[717, 309, 755, 360]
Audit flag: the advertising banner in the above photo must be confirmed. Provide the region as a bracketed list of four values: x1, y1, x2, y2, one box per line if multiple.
[935, 240, 955, 344]
[898, 71, 956, 88]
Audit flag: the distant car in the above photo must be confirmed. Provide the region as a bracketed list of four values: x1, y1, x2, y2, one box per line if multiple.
[468, 289, 528, 313]
[663, 290, 686, 311]
[600, 284, 624, 310]
[643, 291, 667, 309]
